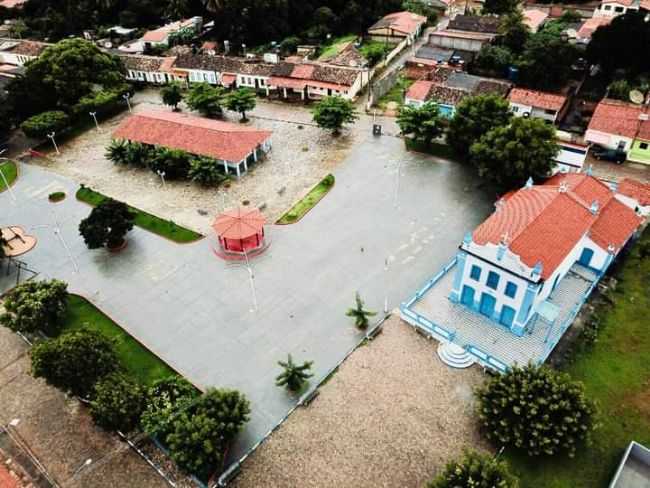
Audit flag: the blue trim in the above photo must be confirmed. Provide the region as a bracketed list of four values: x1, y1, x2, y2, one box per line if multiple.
[515, 282, 537, 326]
[449, 253, 466, 302]
[470, 264, 481, 281]
[487, 271, 500, 290]
[505, 281, 517, 298]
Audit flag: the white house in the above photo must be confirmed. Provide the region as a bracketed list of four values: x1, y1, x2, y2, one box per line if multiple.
[585, 98, 643, 152]
[593, 0, 639, 17]
[615, 178, 650, 216]
[448, 174, 642, 336]
[267, 61, 366, 100]
[0, 38, 50, 66]
[508, 88, 569, 124]
[121, 55, 180, 84]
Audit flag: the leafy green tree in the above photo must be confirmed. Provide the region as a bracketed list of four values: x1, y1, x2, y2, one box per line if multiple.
[498, 11, 530, 54]
[225, 88, 256, 122]
[469, 117, 559, 189]
[90, 372, 146, 432]
[20, 111, 69, 139]
[165, 0, 191, 20]
[188, 157, 228, 186]
[312, 96, 358, 135]
[447, 94, 512, 159]
[150, 148, 192, 180]
[106, 139, 130, 165]
[141, 376, 200, 438]
[186, 83, 226, 117]
[517, 29, 579, 90]
[0, 280, 68, 336]
[79, 199, 135, 249]
[161, 82, 184, 111]
[402, 0, 437, 22]
[168, 26, 196, 46]
[31, 328, 119, 398]
[275, 354, 313, 392]
[279, 36, 301, 54]
[474, 45, 513, 75]
[483, 0, 518, 15]
[608, 80, 632, 101]
[73, 86, 129, 118]
[397, 102, 444, 147]
[345, 292, 376, 330]
[476, 364, 597, 458]
[427, 450, 519, 488]
[166, 388, 251, 475]
[360, 43, 389, 66]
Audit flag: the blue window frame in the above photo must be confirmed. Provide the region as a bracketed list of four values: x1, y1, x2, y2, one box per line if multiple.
[470, 265, 481, 281]
[486, 271, 500, 290]
[505, 282, 517, 298]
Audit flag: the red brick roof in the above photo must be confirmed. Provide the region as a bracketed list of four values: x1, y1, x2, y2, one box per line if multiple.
[0, 0, 27, 8]
[587, 99, 645, 139]
[369, 11, 427, 36]
[618, 178, 650, 206]
[113, 110, 271, 163]
[473, 174, 642, 280]
[406, 80, 434, 101]
[577, 16, 612, 40]
[508, 88, 567, 112]
[523, 9, 549, 31]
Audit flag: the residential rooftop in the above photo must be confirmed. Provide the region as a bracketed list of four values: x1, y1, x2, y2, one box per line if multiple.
[447, 14, 501, 34]
[587, 98, 649, 140]
[508, 88, 567, 111]
[368, 11, 427, 35]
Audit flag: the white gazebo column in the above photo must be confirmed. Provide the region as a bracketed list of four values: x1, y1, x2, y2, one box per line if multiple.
[223, 160, 229, 174]
[265, 86, 270, 96]
[253, 148, 258, 162]
[283, 87, 287, 98]
[243, 157, 248, 172]
[236, 162, 241, 179]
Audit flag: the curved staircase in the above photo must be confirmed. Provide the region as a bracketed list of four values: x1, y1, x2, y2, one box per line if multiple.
[437, 342, 476, 369]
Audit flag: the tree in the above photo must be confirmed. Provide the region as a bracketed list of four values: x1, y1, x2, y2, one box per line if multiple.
[312, 96, 358, 135]
[498, 11, 530, 54]
[483, 0, 518, 15]
[188, 157, 228, 186]
[427, 450, 519, 488]
[161, 82, 184, 111]
[124, 142, 152, 168]
[79, 198, 135, 249]
[476, 364, 597, 458]
[447, 94, 512, 159]
[90, 372, 146, 432]
[166, 388, 250, 475]
[165, 0, 191, 20]
[345, 292, 376, 330]
[517, 29, 579, 91]
[275, 354, 313, 392]
[20, 111, 69, 139]
[186, 83, 226, 117]
[141, 376, 200, 438]
[607, 80, 632, 101]
[168, 26, 196, 46]
[474, 45, 513, 75]
[402, 0, 437, 22]
[396, 102, 445, 147]
[0, 280, 68, 336]
[150, 148, 192, 180]
[31, 328, 119, 398]
[106, 139, 130, 165]
[469, 116, 559, 190]
[224, 88, 256, 122]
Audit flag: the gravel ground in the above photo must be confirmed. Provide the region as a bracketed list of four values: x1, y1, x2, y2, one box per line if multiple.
[30, 89, 353, 235]
[232, 316, 488, 488]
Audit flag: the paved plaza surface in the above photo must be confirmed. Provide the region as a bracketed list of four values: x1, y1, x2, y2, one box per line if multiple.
[0, 128, 493, 462]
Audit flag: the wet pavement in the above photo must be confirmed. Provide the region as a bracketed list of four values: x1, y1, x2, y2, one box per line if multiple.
[0, 129, 493, 464]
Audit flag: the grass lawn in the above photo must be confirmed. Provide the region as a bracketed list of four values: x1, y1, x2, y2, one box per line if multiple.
[276, 174, 334, 224]
[76, 186, 203, 243]
[0, 160, 17, 191]
[62, 294, 176, 385]
[377, 75, 414, 110]
[506, 228, 650, 487]
[318, 35, 357, 60]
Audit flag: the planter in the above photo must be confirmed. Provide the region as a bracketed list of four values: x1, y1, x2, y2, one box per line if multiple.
[107, 239, 128, 253]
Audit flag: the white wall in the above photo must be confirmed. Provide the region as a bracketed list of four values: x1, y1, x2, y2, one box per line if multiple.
[593, 2, 638, 17]
[0, 52, 35, 66]
[585, 129, 633, 151]
[188, 69, 218, 84]
[616, 193, 650, 216]
[510, 102, 557, 122]
[428, 33, 488, 52]
[235, 74, 269, 89]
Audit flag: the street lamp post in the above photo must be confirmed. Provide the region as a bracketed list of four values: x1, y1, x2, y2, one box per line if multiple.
[0, 150, 17, 202]
[47, 132, 60, 155]
[89, 111, 100, 131]
[123, 92, 132, 113]
[156, 170, 166, 188]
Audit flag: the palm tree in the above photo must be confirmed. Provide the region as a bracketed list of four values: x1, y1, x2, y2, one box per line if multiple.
[105, 139, 129, 165]
[275, 355, 313, 392]
[346, 292, 376, 329]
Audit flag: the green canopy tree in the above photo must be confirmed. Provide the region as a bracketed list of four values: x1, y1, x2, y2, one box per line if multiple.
[161, 82, 184, 111]
[312, 96, 358, 135]
[225, 88, 256, 122]
[345, 292, 376, 330]
[186, 83, 226, 117]
[396, 102, 445, 147]
[0, 280, 68, 336]
[275, 354, 313, 392]
[483, 0, 519, 15]
[447, 94, 512, 159]
[469, 117, 559, 190]
[31, 328, 119, 398]
[90, 372, 146, 432]
[141, 376, 200, 438]
[474, 45, 514, 75]
[498, 10, 530, 54]
[20, 111, 69, 139]
[79, 198, 135, 249]
[427, 450, 519, 488]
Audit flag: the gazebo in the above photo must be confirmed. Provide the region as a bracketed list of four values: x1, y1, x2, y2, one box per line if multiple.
[213, 208, 266, 254]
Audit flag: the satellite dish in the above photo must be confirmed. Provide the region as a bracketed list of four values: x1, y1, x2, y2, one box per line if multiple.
[630, 90, 644, 104]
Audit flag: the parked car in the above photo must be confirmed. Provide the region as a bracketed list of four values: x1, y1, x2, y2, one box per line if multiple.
[592, 146, 626, 164]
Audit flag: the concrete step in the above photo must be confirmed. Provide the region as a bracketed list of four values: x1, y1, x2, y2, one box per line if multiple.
[437, 342, 476, 369]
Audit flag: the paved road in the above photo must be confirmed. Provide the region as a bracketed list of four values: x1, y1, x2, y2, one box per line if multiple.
[0, 131, 493, 464]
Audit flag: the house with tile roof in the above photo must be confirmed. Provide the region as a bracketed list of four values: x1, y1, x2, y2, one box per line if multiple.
[575, 16, 612, 44]
[121, 55, 180, 84]
[593, 0, 639, 17]
[118, 17, 202, 54]
[400, 173, 643, 371]
[113, 110, 272, 178]
[523, 8, 549, 32]
[0, 38, 51, 66]
[508, 88, 569, 124]
[367, 11, 427, 44]
[616, 178, 650, 215]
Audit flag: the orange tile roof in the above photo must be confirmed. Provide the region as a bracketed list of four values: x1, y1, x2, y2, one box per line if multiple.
[369, 11, 427, 36]
[0, 0, 27, 7]
[113, 110, 271, 163]
[473, 174, 642, 280]
[523, 9, 549, 31]
[508, 88, 567, 111]
[618, 178, 650, 206]
[406, 80, 434, 101]
[587, 98, 645, 139]
[577, 16, 612, 39]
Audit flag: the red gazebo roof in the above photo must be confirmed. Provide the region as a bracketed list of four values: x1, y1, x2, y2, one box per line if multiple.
[212, 207, 266, 240]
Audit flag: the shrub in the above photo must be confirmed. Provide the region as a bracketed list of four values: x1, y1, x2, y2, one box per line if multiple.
[345, 292, 376, 329]
[72, 86, 128, 118]
[279, 36, 301, 54]
[607, 80, 632, 101]
[0, 279, 68, 335]
[105, 139, 130, 165]
[20, 111, 69, 139]
[275, 354, 313, 392]
[48, 191, 66, 202]
[188, 157, 228, 186]
[79, 198, 135, 249]
[427, 450, 519, 488]
[141, 376, 200, 438]
[475, 364, 597, 457]
[31, 328, 119, 397]
[124, 142, 152, 168]
[150, 148, 192, 180]
[90, 372, 146, 432]
[166, 388, 250, 475]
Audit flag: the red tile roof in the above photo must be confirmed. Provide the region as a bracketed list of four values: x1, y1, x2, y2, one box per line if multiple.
[473, 174, 642, 280]
[587, 99, 645, 139]
[523, 9, 549, 31]
[406, 80, 434, 101]
[113, 110, 271, 163]
[0, 0, 27, 8]
[508, 88, 567, 112]
[618, 178, 650, 206]
[577, 16, 612, 40]
[369, 11, 427, 36]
